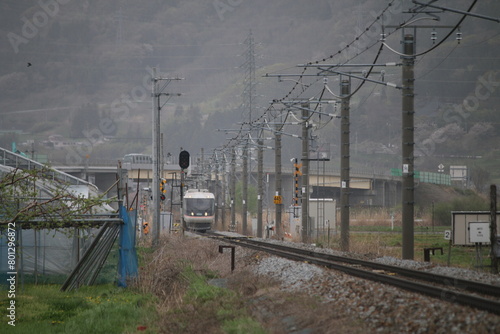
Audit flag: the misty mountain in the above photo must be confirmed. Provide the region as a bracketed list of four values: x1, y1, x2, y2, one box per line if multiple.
[1, 0, 499, 185]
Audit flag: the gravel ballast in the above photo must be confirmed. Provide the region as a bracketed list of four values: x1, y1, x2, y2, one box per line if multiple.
[214, 234, 498, 333]
[207, 232, 500, 332]
[252, 254, 500, 333]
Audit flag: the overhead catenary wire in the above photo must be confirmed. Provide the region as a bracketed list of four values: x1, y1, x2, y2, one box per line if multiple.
[213, 0, 483, 163]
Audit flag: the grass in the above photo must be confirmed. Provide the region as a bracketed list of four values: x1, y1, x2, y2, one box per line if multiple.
[1, 224, 494, 334]
[137, 236, 267, 333]
[0, 284, 158, 334]
[317, 228, 495, 270]
[163, 266, 265, 333]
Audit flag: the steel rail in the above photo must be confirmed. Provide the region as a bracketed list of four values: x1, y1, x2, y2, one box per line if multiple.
[208, 233, 500, 315]
[233, 237, 500, 298]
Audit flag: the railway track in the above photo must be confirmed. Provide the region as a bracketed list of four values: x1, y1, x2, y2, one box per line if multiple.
[204, 232, 500, 316]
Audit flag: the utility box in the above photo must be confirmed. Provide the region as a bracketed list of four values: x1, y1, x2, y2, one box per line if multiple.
[287, 199, 336, 239]
[160, 211, 173, 233]
[468, 222, 490, 243]
[309, 198, 336, 236]
[452, 211, 500, 245]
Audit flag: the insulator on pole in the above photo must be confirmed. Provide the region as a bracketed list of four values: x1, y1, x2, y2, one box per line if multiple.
[431, 29, 437, 44]
[456, 28, 462, 44]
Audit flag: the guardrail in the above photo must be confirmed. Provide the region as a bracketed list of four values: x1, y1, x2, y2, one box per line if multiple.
[0, 147, 97, 190]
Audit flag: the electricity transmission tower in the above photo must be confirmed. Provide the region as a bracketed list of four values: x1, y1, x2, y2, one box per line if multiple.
[240, 30, 258, 235]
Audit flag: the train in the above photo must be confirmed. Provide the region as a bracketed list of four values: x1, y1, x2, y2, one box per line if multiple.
[183, 189, 215, 231]
[123, 153, 153, 164]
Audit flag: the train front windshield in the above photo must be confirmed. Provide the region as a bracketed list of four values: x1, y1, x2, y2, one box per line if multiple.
[185, 198, 214, 216]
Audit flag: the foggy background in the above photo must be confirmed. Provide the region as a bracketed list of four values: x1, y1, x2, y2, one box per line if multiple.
[1, 0, 499, 187]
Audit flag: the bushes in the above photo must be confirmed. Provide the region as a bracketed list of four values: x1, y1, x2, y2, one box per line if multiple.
[433, 195, 489, 226]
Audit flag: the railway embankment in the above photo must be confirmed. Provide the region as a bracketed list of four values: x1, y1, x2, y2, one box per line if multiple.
[138, 234, 500, 333]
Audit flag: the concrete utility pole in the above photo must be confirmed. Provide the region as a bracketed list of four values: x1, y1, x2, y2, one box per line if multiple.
[301, 104, 310, 243]
[152, 68, 160, 246]
[401, 34, 415, 260]
[242, 142, 248, 235]
[275, 124, 283, 238]
[221, 155, 227, 230]
[490, 185, 498, 274]
[257, 138, 264, 238]
[151, 68, 182, 247]
[230, 148, 236, 231]
[340, 79, 351, 252]
[214, 159, 220, 228]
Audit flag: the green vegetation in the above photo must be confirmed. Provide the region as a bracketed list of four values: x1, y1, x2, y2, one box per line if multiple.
[235, 181, 258, 216]
[165, 267, 265, 333]
[343, 230, 493, 269]
[0, 284, 157, 334]
[433, 195, 489, 226]
[138, 236, 270, 333]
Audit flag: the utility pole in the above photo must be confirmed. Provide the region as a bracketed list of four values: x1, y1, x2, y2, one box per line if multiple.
[340, 79, 351, 252]
[214, 159, 220, 228]
[230, 147, 236, 231]
[152, 68, 161, 247]
[402, 0, 500, 261]
[242, 142, 248, 235]
[267, 70, 398, 246]
[275, 124, 282, 238]
[257, 138, 264, 238]
[401, 34, 415, 260]
[490, 185, 498, 274]
[221, 155, 227, 230]
[152, 68, 182, 246]
[301, 104, 310, 243]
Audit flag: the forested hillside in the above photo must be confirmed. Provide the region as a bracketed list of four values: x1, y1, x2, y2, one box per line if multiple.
[1, 0, 499, 186]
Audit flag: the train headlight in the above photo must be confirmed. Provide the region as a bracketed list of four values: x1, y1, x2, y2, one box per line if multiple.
[190, 212, 194, 216]
[204, 212, 207, 216]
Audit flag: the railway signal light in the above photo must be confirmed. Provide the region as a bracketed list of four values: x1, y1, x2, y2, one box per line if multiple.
[179, 150, 190, 169]
[159, 179, 167, 200]
[293, 159, 302, 207]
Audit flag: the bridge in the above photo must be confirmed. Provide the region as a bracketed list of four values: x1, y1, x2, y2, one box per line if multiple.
[1, 146, 403, 208]
[55, 161, 402, 209]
